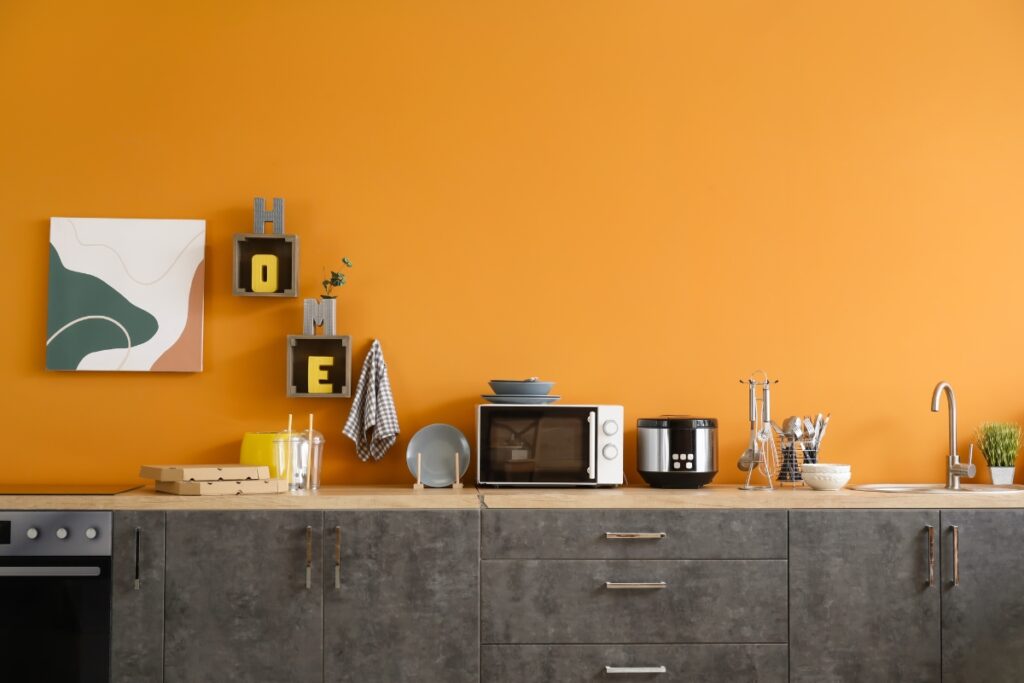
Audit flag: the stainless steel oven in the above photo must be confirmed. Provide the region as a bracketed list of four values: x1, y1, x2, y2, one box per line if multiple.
[0, 511, 113, 682]
[477, 404, 624, 486]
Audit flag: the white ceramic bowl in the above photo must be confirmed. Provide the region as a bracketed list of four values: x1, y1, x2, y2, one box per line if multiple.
[803, 471, 852, 491]
[802, 463, 851, 474]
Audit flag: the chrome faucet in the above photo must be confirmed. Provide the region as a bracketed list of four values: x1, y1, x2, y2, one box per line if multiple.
[931, 381, 976, 490]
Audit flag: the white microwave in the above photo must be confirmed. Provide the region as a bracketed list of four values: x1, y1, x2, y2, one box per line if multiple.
[476, 404, 624, 487]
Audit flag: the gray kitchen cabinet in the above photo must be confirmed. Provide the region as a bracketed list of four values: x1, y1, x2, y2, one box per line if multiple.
[111, 511, 165, 683]
[163, 511, 324, 683]
[323, 510, 480, 683]
[941, 509, 1024, 682]
[482, 644, 788, 682]
[789, 509, 941, 682]
[482, 558, 787, 644]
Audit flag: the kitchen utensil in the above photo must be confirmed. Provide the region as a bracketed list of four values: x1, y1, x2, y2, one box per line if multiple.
[482, 394, 560, 405]
[405, 424, 471, 487]
[488, 379, 555, 396]
[738, 371, 781, 490]
[637, 417, 718, 488]
[803, 417, 816, 440]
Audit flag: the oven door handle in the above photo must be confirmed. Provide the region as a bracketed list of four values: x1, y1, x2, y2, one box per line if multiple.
[0, 566, 102, 577]
[587, 411, 596, 479]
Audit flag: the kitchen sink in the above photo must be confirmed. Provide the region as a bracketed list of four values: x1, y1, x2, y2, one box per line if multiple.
[854, 483, 1024, 494]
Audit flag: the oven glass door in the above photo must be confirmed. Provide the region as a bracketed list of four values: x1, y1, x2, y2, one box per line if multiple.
[0, 556, 111, 683]
[481, 407, 597, 484]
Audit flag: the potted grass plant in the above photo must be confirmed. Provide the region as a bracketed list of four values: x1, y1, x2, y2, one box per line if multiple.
[976, 422, 1021, 486]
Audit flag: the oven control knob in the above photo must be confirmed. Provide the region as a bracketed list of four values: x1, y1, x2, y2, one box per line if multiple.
[85, 528, 98, 540]
[602, 421, 619, 436]
[26, 527, 39, 540]
[602, 444, 619, 460]
[56, 527, 69, 540]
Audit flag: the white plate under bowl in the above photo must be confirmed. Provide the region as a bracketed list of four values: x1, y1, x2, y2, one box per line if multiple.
[482, 394, 560, 405]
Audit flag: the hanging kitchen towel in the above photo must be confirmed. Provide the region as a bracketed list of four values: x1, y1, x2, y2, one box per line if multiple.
[343, 339, 400, 461]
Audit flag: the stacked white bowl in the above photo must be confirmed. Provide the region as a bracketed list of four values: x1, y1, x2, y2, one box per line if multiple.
[801, 463, 851, 491]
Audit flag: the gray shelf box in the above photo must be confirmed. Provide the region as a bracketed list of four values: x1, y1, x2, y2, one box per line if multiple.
[233, 233, 299, 297]
[286, 335, 352, 398]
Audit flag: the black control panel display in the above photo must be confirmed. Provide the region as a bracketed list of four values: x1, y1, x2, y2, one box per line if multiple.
[0, 521, 9, 545]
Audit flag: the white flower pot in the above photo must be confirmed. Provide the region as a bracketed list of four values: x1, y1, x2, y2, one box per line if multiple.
[990, 466, 1016, 486]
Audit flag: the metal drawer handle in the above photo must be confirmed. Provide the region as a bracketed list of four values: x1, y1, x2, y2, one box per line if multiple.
[951, 525, 960, 587]
[334, 526, 341, 590]
[134, 527, 141, 591]
[604, 532, 666, 540]
[605, 581, 667, 590]
[305, 526, 313, 590]
[605, 666, 667, 675]
[0, 566, 101, 577]
[926, 525, 935, 587]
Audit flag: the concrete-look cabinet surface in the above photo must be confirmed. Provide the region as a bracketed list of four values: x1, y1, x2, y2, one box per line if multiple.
[62, 501, 1024, 682]
[111, 511, 166, 683]
[790, 509, 941, 682]
[481, 508, 789, 682]
[941, 509, 1024, 683]
[163, 511, 325, 683]
[323, 510, 480, 682]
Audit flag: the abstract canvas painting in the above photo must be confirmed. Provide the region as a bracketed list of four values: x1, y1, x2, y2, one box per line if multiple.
[47, 217, 206, 372]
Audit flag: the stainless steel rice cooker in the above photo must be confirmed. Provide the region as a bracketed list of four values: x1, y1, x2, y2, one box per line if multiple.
[637, 416, 718, 488]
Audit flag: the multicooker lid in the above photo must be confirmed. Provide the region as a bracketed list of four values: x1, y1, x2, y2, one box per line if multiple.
[637, 416, 717, 429]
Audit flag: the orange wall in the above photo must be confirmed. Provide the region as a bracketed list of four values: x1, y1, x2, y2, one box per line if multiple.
[2, 1, 1024, 487]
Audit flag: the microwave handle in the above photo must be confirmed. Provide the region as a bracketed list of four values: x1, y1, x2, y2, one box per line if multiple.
[587, 411, 596, 479]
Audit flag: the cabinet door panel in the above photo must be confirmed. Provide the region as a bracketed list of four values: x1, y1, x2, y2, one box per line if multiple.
[112, 511, 165, 683]
[789, 510, 940, 683]
[942, 509, 1024, 682]
[324, 510, 479, 683]
[164, 511, 323, 683]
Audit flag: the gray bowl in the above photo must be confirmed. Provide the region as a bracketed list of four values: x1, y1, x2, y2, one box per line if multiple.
[488, 379, 555, 396]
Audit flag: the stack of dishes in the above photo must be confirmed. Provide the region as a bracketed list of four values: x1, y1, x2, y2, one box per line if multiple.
[482, 378, 559, 405]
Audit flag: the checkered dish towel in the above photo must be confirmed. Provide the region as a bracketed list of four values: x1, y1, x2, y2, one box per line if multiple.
[342, 339, 400, 461]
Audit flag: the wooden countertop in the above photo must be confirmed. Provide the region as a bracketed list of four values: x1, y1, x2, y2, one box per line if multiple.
[0, 485, 482, 510]
[480, 485, 1024, 509]
[3, 484, 1024, 510]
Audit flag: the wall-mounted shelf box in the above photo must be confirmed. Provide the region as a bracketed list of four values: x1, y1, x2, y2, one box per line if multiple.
[286, 335, 351, 398]
[233, 234, 299, 297]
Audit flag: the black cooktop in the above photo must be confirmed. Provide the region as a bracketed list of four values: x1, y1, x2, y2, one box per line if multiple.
[0, 484, 143, 495]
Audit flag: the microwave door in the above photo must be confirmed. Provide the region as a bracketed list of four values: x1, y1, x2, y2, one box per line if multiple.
[530, 411, 593, 483]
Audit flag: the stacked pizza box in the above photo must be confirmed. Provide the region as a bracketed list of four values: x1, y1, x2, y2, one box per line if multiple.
[140, 464, 289, 496]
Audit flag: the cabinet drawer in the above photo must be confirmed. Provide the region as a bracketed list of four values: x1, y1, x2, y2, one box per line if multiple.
[482, 509, 786, 559]
[482, 644, 788, 682]
[482, 559, 787, 644]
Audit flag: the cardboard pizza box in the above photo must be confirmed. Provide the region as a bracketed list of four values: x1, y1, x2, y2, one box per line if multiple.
[155, 478, 289, 496]
[140, 464, 271, 482]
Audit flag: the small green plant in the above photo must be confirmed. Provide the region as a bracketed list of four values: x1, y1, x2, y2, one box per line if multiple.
[976, 422, 1022, 468]
[321, 257, 353, 299]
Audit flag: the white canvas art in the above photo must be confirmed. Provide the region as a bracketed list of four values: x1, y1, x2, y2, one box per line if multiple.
[47, 217, 206, 372]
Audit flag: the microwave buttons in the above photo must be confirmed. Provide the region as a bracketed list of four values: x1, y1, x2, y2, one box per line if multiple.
[685, 462, 694, 470]
[602, 444, 619, 460]
[672, 461, 681, 470]
[602, 420, 619, 436]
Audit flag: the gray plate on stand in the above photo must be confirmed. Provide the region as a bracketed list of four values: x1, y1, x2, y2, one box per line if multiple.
[406, 424, 471, 487]
[482, 394, 561, 405]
